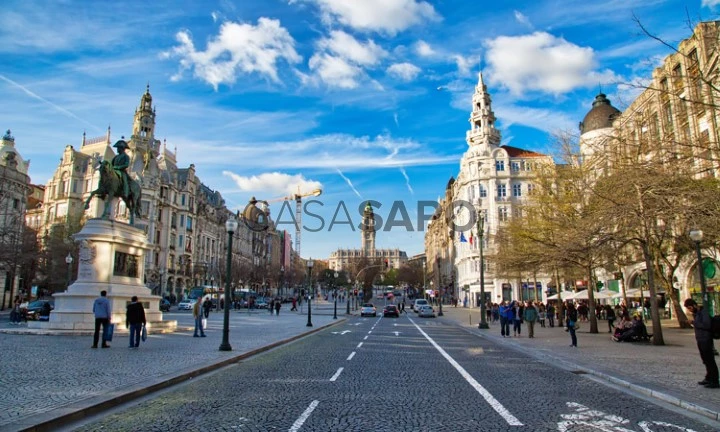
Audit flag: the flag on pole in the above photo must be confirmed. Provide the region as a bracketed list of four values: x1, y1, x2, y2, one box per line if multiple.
[469, 232, 474, 245]
[460, 232, 467, 243]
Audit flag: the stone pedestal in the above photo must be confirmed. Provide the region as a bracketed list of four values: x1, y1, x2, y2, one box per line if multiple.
[30, 219, 176, 333]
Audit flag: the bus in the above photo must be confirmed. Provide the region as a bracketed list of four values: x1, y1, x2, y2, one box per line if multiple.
[188, 285, 218, 302]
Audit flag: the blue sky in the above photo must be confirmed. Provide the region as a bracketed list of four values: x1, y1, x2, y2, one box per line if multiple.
[1, 0, 718, 260]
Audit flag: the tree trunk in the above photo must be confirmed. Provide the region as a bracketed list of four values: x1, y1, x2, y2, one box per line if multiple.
[669, 288, 692, 328]
[587, 265, 598, 334]
[555, 268, 565, 327]
[641, 243, 665, 345]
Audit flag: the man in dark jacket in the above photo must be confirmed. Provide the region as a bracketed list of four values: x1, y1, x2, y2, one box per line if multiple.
[126, 296, 147, 349]
[685, 298, 718, 388]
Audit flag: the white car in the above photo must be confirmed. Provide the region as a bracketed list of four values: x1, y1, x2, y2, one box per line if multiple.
[418, 305, 436, 318]
[412, 299, 429, 312]
[360, 303, 377, 317]
[178, 299, 194, 311]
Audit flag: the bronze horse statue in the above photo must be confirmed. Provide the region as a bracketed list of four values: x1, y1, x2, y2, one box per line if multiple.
[84, 160, 142, 224]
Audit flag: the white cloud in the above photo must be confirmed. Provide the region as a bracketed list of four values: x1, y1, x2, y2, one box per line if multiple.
[414, 40, 436, 57]
[308, 53, 364, 89]
[514, 10, 532, 28]
[484, 32, 618, 95]
[386, 63, 421, 81]
[702, 0, 720, 8]
[308, 31, 387, 88]
[453, 54, 480, 77]
[317, 30, 387, 66]
[163, 18, 301, 90]
[223, 171, 323, 197]
[290, 0, 440, 35]
[399, 167, 414, 194]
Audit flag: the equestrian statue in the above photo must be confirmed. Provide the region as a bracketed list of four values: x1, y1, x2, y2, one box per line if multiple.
[84, 139, 142, 225]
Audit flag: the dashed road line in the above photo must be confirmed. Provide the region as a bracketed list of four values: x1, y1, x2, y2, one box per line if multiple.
[363, 336, 368, 340]
[288, 400, 319, 432]
[356, 342, 363, 348]
[409, 318, 523, 426]
[329, 367, 344, 382]
[347, 352, 356, 361]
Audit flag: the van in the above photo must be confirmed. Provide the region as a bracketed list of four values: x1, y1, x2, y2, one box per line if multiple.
[413, 298, 429, 312]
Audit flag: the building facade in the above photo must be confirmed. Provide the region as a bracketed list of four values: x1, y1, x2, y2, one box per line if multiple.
[328, 202, 408, 272]
[0, 130, 32, 308]
[35, 87, 282, 299]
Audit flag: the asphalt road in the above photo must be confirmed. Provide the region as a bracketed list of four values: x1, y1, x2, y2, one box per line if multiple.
[70, 313, 719, 432]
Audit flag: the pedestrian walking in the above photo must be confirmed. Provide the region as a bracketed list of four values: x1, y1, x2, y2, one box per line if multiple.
[193, 297, 206, 338]
[499, 301, 510, 337]
[547, 304, 556, 328]
[274, 298, 281, 316]
[523, 301, 538, 338]
[291, 296, 297, 311]
[203, 297, 211, 318]
[10, 297, 22, 325]
[605, 305, 616, 333]
[512, 301, 523, 337]
[566, 302, 578, 348]
[126, 295, 146, 348]
[538, 304, 546, 328]
[684, 298, 718, 388]
[92, 290, 112, 348]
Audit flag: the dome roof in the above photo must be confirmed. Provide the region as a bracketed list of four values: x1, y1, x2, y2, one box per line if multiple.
[579, 93, 620, 134]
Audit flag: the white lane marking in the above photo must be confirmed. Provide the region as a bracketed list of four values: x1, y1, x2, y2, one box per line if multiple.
[363, 336, 368, 340]
[347, 351, 356, 360]
[393, 331, 400, 336]
[357, 342, 363, 348]
[288, 400, 319, 432]
[557, 402, 697, 432]
[409, 318, 523, 426]
[368, 331, 372, 334]
[330, 367, 344, 382]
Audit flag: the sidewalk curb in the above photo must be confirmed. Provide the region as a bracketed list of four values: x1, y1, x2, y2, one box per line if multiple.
[456, 324, 720, 423]
[7, 318, 347, 432]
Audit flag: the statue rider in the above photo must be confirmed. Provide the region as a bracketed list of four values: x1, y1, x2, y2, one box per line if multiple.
[112, 139, 130, 197]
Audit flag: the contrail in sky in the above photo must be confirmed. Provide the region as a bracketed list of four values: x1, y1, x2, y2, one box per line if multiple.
[400, 166, 414, 195]
[336, 169, 362, 198]
[0, 74, 102, 132]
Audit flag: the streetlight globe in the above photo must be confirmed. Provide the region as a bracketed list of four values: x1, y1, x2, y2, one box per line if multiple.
[689, 229, 704, 242]
[65, 253, 73, 265]
[311, 188, 322, 197]
[226, 217, 239, 233]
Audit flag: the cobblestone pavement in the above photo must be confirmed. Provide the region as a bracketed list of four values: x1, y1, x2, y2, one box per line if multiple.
[439, 306, 720, 419]
[0, 302, 344, 431]
[71, 313, 718, 432]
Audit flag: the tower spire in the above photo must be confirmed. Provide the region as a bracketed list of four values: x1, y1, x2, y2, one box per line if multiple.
[467, 70, 501, 148]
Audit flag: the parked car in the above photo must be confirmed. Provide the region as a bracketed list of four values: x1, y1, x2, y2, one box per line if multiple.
[360, 303, 377, 317]
[159, 299, 171, 312]
[412, 299, 429, 312]
[255, 298, 268, 309]
[178, 299, 194, 311]
[383, 305, 399, 318]
[418, 305, 436, 318]
[24, 300, 54, 320]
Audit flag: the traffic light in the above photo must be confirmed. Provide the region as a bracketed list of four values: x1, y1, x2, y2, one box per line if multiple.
[384, 259, 389, 268]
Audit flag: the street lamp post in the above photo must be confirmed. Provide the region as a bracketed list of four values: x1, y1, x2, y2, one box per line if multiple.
[65, 253, 73, 291]
[422, 261, 426, 298]
[333, 271, 339, 319]
[306, 259, 314, 327]
[219, 217, 238, 351]
[689, 229, 710, 311]
[280, 265, 285, 299]
[346, 276, 351, 315]
[211, 276, 217, 312]
[477, 212, 489, 329]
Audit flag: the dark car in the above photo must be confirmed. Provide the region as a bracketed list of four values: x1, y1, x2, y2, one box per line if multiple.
[383, 305, 399, 318]
[159, 299, 171, 312]
[24, 300, 54, 320]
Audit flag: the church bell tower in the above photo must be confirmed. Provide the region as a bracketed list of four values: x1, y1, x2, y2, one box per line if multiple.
[361, 202, 376, 255]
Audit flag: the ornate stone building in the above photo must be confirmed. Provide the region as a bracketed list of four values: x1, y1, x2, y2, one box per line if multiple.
[579, 21, 720, 312]
[0, 130, 32, 308]
[36, 87, 281, 299]
[328, 202, 408, 272]
[427, 74, 554, 305]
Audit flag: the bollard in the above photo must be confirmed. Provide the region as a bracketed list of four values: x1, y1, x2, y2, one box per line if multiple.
[469, 314, 472, 326]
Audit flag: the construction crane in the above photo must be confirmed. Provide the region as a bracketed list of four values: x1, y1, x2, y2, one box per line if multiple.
[263, 187, 322, 259]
